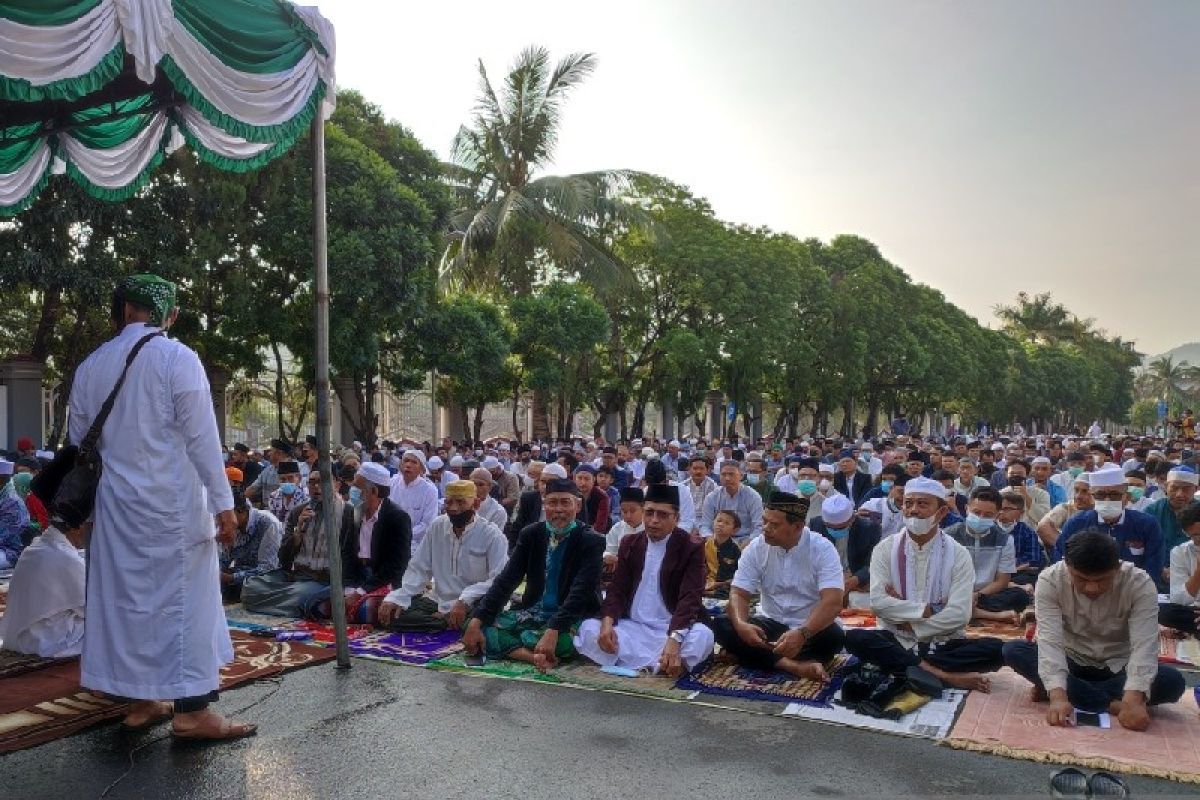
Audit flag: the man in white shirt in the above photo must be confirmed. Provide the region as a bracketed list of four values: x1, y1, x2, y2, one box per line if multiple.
[683, 457, 717, 534]
[709, 492, 845, 682]
[390, 450, 439, 548]
[469, 467, 511, 533]
[378, 480, 508, 631]
[0, 505, 87, 658]
[846, 478, 1005, 692]
[1003, 531, 1186, 730]
[1157, 501, 1200, 635]
[605, 487, 645, 567]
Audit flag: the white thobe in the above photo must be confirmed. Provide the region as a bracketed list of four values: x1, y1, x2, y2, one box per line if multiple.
[732, 531, 844, 627]
[389, 474, 439, 547]
[478, 495, 509, 533]
[0, 527, 85, 657]
[384, 516, 509, 611]
[576, 536, 714, 671]
[70, 323, 234, 698]
[868, 533, 975, 648]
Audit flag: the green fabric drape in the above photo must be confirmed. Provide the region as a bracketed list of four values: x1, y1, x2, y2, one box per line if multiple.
[68, 94, 157, 149]
[0, 123, 44, 173]
[0, 0, 101, 26]
[173, 0, 316, 74]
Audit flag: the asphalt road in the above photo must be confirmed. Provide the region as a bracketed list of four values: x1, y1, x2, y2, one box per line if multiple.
[3, 660, 1194, 800]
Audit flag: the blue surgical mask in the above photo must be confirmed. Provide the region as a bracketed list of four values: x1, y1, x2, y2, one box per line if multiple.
[966, 513, 993, 534]
[797, 479, 817, 496]
[348, 486, 363, 507]
[826, 526, 850, 540]
[746, 473, 760, 485]
[880, 480, 894, 493]
[280, 482, 297, 496]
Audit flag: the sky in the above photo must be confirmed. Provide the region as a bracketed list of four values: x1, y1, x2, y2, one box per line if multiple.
[323, 0, 1198, 356]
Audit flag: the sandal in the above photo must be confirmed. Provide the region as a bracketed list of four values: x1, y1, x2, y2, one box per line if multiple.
[1049, 767, 1088, 799]
[120, 701, 173, 731]
[171, 715, 258, 742]
[1087, 771, 1129, 800]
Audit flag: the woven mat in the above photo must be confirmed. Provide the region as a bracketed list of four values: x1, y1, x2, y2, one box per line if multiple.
[945, 668, 1200, 784]
[0, 630, 335, 754]
[0, 649, 72, 679]
[964, 620, 1031, 642]
[674, 653, 855, 706]
[1160, 631, 1200, 669]
[0, 588, 7, 620]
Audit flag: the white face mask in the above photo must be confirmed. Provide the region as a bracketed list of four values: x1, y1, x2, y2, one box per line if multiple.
[788, 467, 800, 479]
[1094, 500, 1124, 520]
[904, 515, 938, 536]
[819, 479, 832, 491]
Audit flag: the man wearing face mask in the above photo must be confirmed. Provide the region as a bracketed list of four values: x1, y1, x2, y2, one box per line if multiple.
[378, 480, 508, 631]
[1054, 466, 1165, 591]
[1143, 465, 1200, 552]
[809, 492, 881, 601]
[857, 473, 909, 538]
[944, 488, 1031, 626]
[267, 461, 307, 524]
[1049, 451, 1089, 500]
[743, 452, 775, 504]
[846, 477, 1005, 692]
[339, 463, 412, 604]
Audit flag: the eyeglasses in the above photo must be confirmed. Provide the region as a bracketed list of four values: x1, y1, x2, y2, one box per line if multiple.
[643, 508, 677, 519]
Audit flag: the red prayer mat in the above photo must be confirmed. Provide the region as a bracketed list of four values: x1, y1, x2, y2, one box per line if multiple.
[0, 630, 335, 753]
[946, 668, 1200, 784]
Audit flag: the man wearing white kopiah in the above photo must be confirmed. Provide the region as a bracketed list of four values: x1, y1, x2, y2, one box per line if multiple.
[390, 449, 439, 548]
[576, 483, 713, 676]
[845, 477, 1005, 692]
[69, 274, 254, 740]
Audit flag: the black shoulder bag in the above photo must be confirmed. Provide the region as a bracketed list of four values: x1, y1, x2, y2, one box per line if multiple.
[53, 330, 163, 520]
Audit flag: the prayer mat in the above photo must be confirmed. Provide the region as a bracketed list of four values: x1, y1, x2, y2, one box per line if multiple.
[289, 620, 374, 644]
[0, 649, 73, 679]
[783, 687, 967, 740]
[0, 588, 7, 619]
[673, 653, 855, 707]
[837, 608, 877, 628]
[964, 619, 1031, 642]
[945, 668, 1200, 784]
[552, 662, 690, 701]
[347, 629, 463, 666]
[0, 630, 334, 754]
[1159, 630, 1200, 669]
[427, 651, 564, 683]
[224, 604, 303, 629]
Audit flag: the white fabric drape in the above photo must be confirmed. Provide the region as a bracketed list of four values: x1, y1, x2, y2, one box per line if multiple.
[0, 1, 120, 84]
[58, 111, 168, 189]
[112, 0, 173, 85]
[0, 143, 51, 206]
[177, 104, 273, 158]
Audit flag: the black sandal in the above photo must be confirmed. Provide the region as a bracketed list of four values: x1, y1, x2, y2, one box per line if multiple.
[1087, 771, 1129, 799]
[1049, 767, 1089, 799]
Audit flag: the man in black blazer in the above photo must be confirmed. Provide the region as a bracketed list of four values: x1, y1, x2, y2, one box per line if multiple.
[508, 463, 568, 547]
[463, 478, 604, 672]
[344, 463, 412, 591]
[832, 450, 873, 506]
[806, 491, 881, 600]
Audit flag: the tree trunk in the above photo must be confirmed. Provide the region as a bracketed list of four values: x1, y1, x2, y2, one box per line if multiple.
[271, 341, 286, 439]
[459, 406, 471, 443]
[865, 394, 881, 438]
[510, 386, 523, 443]
[810, 398, 827, 437]
[472, 405, 485, 442]
[531, 388, 551, 441]
[29, 285, 63, 361]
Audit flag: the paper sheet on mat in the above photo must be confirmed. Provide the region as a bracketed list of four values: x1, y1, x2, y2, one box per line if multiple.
[782, 688, 966, 740]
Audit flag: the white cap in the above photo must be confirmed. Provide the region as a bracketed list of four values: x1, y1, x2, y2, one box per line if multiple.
[482, 456, 501, 470]
[1087, 466, 1126, 489]
[402, 449, 427, 470]
[427, 456, 445, 470]
[904, 476, 947, 500]
[357, 462, 391, 488]
[817, 462, 835, 474]
[668, 440, 681, 448]
[641, 447, 657, 459]
[35, 450, 54, 460]
[449, 455, 464, 468]
[0, 459, 12, 476]
[820, 493, 854, 526]
[543, 463, 568, 480]
[1031, 456, 1051, 466]
[1167, 466, 1199, 486]
[991, 443, 1005, 451]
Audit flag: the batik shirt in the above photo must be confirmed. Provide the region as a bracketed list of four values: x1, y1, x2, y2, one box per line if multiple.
[0, 483, 30, 565]
[222, 507, 283, 585]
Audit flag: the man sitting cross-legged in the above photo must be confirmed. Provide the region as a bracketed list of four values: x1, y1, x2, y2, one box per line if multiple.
[709, 492, 846, 682]
[1160, 501, 1200, 635]
[576, 484, 713, 676]
[845, 477, 1005, 692]
[461, 478, 604, 672]
[378, 480, 509, 631]
[944, 487, 1032, 626]
[1003, 530, 1186, 731]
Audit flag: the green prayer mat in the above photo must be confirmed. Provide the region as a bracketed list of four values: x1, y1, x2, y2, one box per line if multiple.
[427, 652, 563, 682]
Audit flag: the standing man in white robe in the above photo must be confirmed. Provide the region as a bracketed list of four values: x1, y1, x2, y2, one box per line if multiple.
[70, 274, 254, 740]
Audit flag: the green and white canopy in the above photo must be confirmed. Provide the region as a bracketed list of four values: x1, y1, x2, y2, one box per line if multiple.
[0, 0, 336, 215]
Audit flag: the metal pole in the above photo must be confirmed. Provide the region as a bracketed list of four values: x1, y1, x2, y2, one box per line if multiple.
[312, 115, 350, 669]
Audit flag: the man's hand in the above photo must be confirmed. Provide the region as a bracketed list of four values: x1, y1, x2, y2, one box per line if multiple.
[215, 510, 237, 546]
[844, 575, 860, 592]
[444, 600, 469, 630]
[1046, 697, 1074, 727]
[461, 619, 485, 655]
[772, 628, 808, 660]
[658, 637, 683, 678]
[734, 620, 770, 649]
[533, 629, 559, 673]
[603, 553, 618, 567]
[219, 571, 235, 586]
[598, 620, 619, 654]
[1117, 694, 1150, 731]
[885, 584, 902, 599]
[377, 601, 404, 628]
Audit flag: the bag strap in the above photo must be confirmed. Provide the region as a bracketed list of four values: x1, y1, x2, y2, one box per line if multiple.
[78, 330, 164, 460]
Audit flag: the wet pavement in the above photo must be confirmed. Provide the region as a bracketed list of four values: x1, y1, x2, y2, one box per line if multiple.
[3, 659, 1193, 800]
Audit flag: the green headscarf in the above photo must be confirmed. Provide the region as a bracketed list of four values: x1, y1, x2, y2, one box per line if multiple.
[121, 273, 177, 326]
[12, 471, 32, 499]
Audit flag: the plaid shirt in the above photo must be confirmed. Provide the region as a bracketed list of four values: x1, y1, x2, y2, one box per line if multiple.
[1010, 520, 1045, 568]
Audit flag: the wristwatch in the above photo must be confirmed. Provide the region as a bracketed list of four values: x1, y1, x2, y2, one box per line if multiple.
[669, 630, 686, 644]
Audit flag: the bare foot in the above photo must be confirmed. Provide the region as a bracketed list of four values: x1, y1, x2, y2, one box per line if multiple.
[1030, 685, 1049, 703]
[779, 658, 829, 682]
[939, 672, 991, 692]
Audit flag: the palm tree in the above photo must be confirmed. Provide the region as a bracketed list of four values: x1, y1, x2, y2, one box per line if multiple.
[441, 46, 648, 296]
[1141, 355, 1198, 410]
[994, 292, 1073, 345]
